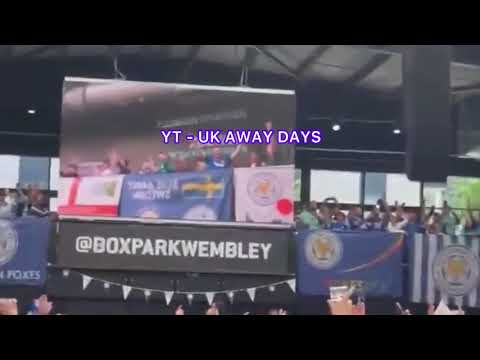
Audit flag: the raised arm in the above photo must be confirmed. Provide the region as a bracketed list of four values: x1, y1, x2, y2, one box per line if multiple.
[230, 144, 243, 160]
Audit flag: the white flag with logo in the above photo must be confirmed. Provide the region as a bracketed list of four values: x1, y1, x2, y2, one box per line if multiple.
[59, 175, 124, 217]
[234, 166, 294, 224]
[410, 233, 480, 308]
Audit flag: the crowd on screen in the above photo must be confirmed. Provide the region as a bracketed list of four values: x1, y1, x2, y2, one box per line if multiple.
[0, 184, 53, 219]
[61, 122, 281, 178]
[62, 144, 277, 178]
[295, 197, 480, 235]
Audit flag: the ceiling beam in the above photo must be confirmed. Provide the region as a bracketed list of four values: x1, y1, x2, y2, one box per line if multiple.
[296, 45, 331, 77]
[352, 45, 480, 69]
[239, 46, 259, 86]
[182, 45, 203, 81]
[345, 53, 392, 85]
[252, 45, 299, 79]
[19, 45, 67, 58]
[243, 46, 260, 68]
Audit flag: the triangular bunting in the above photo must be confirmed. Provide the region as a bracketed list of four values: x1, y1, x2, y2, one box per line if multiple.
[164, 291, 174, 306]
[287, 279, 296, 293]
[205, 293, 215, 306]
[122, 285, 132, 300]
[82, 275, 92, 290]
[246, 288, 256, 302]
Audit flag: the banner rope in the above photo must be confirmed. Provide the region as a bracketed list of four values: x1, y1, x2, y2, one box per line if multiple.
[49, 264, 295, 302]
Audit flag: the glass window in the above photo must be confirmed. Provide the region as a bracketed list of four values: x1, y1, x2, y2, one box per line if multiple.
[310, 170, 361, 204]
[386, 174, 421, 207]
[50, 158, 60, 191]
[447, 176, 480, 210]
[364, 172, 387, 205]
[0, 155, 20, 188]
[295, 169, 301, 202]
[19, 156, 50, 190]
[424, 183, 447, 209]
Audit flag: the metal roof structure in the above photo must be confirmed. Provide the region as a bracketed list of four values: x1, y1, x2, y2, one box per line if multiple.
[1, 45, 480, 157]
[3, 45, 480, 91]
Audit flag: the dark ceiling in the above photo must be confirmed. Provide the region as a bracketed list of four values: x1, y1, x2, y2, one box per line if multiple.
[0, 45, 479, 158]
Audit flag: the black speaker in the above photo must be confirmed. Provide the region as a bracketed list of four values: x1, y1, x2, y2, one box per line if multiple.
[403, 45, 452, 182]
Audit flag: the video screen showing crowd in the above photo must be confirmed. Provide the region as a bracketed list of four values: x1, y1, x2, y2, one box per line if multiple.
[58, 79, 296, 224]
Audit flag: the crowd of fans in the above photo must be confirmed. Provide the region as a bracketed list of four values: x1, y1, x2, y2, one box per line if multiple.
[0, 184, 53, 219]
[295, 197, 474, 236]
[0, 294, 464, 316]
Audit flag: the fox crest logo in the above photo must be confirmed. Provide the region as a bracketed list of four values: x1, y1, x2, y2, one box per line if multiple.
[305, 231, 343, 270]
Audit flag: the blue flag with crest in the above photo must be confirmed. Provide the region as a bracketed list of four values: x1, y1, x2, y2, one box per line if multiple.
[297, 230, 404, 298]
[119, 169, 233, 221]
[0, 217, 50, 286]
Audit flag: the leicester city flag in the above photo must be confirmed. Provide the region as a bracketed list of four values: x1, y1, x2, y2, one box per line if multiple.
[410, 233, 480, 308]
[0, 217, 50, 286]
[297, 230, 404, 298]
[119, 169, 233, 221]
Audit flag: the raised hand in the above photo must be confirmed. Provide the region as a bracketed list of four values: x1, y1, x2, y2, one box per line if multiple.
[269, 308, 288, 316]
[0, 298, 18, 315]
[206, 303, 220, 316]
[175, 305, 185, 316]
[35, 295, 53, 315]
[351, 301, 366, 316]
[278, 308, 288, 316]
[328, 296, 365, 316]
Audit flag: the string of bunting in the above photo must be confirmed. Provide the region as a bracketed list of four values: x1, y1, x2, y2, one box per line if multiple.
[51, 264, 295, 306]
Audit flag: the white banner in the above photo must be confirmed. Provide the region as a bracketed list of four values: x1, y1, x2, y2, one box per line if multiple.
[59, 175, 124, 217]
[234, 166, 294, 224]
[75, 175, 124, 206]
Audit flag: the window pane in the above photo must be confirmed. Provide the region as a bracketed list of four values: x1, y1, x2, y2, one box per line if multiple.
[424, 183, 447, 208]
[447, 176, 480, 210]
[310, 170, 361, 204]
[0, 155, 20, 188]
[50, 158, 60, 191]
[364, 172, 386, 205]
[19, 157, 50, 190]
[295, 169, 301, 202]
[386, 174, 421, 207]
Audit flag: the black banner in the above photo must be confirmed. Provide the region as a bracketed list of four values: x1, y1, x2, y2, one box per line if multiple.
[56, 221, 293, 275]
